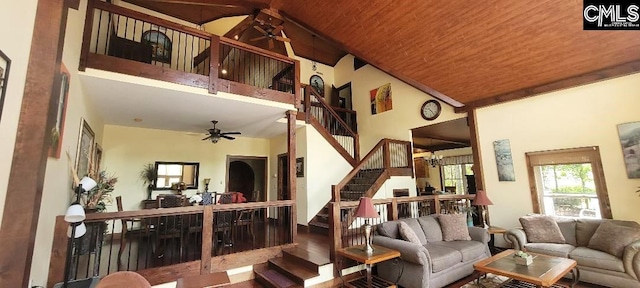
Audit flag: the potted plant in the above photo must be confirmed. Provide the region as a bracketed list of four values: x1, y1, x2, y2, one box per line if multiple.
[514, 250, 533, 266]
[82, 170, 117, 213]
[140, 163, 156, 200]
[460, 206, 477, 227]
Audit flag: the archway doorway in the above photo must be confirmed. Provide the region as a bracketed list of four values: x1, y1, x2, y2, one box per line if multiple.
[226, 156, 267, 202]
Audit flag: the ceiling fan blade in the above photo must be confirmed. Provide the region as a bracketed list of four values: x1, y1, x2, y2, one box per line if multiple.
[253, 25, 268, 35]
[202, 135, 212, 141]
[272, 25, 283, 35]
[269, 39, 274, 49]
[221, 135, 236, 140]
[221, 132, 241, 135]
[250, 36, 267, 42]
[274, 36, 290, 42]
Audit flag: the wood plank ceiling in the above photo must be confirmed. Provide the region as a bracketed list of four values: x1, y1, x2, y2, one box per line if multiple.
[122, 0, 640, 108]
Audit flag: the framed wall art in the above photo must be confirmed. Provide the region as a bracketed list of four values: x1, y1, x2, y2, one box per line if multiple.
[493, 139, 516, 181]
[0, 49, 11, 123]
[370, 83, 392, 115]
[617, 121, 640, 178]
[75, 118, 95, 180]
[296, 157, 304, 178]
[49, 63, 70, 158]
[93, 143, 103, 177]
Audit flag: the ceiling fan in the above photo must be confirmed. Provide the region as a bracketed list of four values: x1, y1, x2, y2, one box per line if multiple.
[202, 120, 241, 143]
[250, 24, 290, 49]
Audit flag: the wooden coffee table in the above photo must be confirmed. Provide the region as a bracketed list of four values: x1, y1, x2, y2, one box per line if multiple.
[474, 249, 579, 288]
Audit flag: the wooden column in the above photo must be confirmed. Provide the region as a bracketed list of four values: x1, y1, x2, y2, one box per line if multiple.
[208, 35, 220, 94]
[200, 206, 213, 274]
[46, 216, 70, 288]
[328, 202, 341, 261]
[293, 60, 301, 109]
[286, 110, 297, 242]
[0, 0, 70, 286]
[467, 108, 489, 224]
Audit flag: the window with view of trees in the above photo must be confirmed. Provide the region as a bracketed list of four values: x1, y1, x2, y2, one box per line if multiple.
[526, 147, 612, 219]
[441, 164, 473, 194]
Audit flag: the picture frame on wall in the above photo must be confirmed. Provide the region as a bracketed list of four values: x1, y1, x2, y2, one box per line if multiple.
[617, 121, 640, 178]
[0, 49, 11, 123]
[493, 139, 516, 181]
[49, 63, 70, 159]
[296, 157, 304, 178]
[75, 118, 95, 180]
[93, 143, 103, 177]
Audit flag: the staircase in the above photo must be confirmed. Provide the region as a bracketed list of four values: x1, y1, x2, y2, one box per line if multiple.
[308, 139, 413, 234]
[254, 246, 332, 287]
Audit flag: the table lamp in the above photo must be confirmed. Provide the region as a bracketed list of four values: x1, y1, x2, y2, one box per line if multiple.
[355, 197, 379, 254]
[204, 178, 211, 192]
[472, 190, 493, 228]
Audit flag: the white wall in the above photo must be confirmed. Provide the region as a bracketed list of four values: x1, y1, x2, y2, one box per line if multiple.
[0, 0, 38, 227]
[30, 0, 107, 285]
[476, 73, 640, 239]
[102, 125, 271, 213]
[333, 55, 466, 153]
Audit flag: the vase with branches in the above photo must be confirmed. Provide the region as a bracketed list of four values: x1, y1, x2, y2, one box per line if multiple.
[81, 171, 117, 213]
[140, 163, 156, 200]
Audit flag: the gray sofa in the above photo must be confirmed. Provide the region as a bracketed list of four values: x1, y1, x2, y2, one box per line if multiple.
[372, 216, 491, 288]
[505, 218, 640, 288]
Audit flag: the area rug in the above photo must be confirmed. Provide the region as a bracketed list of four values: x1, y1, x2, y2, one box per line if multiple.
[460, 274, 566, 288]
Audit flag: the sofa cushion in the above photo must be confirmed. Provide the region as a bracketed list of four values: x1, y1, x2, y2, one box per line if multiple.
[569, 246, 625, 272]
[438, 214, 471, 241]
[555, 217, 577, 246]
[588, 221, 640, 258]
[377, 221, 400, 239]
[524, 243, 575, 258]
[400, 218, 428, 244]
[519, 215, 565, 244]
[429, 240, 487, 262]
[399, 221, 422, 244]
[418, 216, 443, 242]
[576, 219, 640, 247]
[423, 244, 462, 273]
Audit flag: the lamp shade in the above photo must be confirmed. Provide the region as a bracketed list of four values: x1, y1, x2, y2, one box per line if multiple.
[64, 204, 86, 223]
[355, 197, 379, 218]
[204, 178, 211, 185]
[67, 222, 86, 238]
[79, 176, 97, 191]
[473, 190, 494, 206]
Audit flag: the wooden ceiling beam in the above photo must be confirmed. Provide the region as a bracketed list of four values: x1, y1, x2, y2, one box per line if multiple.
[414, 135, 470, 146]
[413, 143, 469, 151]
[455, 59, 640, 113]
[280, 12, 463, 108]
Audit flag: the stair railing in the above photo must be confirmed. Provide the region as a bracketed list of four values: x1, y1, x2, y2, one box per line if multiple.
[331, 139, 412, 202]
[303, 85, 360, 165]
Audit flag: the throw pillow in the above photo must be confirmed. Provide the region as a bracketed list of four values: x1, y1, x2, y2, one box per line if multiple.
[519, 215, 566, 244]
[398, 221, 421, 244]
[438, 213, 471, 241]
[588, 221, 640, 258]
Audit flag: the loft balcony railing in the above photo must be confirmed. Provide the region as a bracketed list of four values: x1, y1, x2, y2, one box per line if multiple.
[80, 0, 300, 106]
[47, 200, 296, 287]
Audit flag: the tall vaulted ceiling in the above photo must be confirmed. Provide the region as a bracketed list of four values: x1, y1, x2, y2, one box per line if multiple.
[122, 0, 640, 108]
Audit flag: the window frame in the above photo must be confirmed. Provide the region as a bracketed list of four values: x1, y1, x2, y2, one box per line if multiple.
[153, 161, 200, 190]
[440, 163, 473, 194]
[525, 146, 612, 219]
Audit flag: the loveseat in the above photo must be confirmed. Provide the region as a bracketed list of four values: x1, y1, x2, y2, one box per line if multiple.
[372, 215, 491, 288]
[505, 216, 640, 287]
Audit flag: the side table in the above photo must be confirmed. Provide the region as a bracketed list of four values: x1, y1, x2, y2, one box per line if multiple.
[488, 226, 506, 255]
[336, 244, 401, 288]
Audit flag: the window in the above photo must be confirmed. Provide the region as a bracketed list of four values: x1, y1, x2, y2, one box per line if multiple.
[526, 147, 612, 219]
[441, 164, 473, 194]
[142, 30, 172, 64]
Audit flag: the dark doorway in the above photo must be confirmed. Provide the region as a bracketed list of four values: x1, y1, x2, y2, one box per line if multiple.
[226, 156, 267, 202]
[277, 153, 289, 200]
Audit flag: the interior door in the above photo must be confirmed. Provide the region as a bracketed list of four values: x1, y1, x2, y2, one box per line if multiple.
[277, 154, 289, 200]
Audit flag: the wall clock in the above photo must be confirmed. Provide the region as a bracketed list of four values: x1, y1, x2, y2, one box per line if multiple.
[310, 75, 324, 97]
[420, 99, 441, 121]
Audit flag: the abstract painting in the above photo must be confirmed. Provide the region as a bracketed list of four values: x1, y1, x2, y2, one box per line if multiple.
[617, 121, 640, 178]
[370, 83, 392, 115]
[493, 139, 515, 181]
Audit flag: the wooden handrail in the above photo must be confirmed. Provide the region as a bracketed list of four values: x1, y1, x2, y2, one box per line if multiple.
[219, 36, 295, 64]
[84, 200, 296, 221]
[92, 0, 211, 39]
[336, 194, 474, 208]
[332, 139, 387, 201]
[307, 87, 357, 137]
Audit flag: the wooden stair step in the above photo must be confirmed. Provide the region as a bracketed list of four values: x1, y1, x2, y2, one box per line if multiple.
[283, 247, 331, 272]
[176, 271, 230, 288]
[268, 257, 320, 284]
[255, 264, 301, 288]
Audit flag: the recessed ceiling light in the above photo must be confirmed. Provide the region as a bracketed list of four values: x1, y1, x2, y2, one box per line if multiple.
[134, 118, 142, 122]
[221, 69, 228, 74]
[234, 35, 239, 40]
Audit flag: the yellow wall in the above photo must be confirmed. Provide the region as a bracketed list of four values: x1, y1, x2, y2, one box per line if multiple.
[30, 0, 106, 285]
[0, 0, 38, 227]
[102, 125, 271, 212]
[203, 16, 247, 36]
[477, 73, 640, 236]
